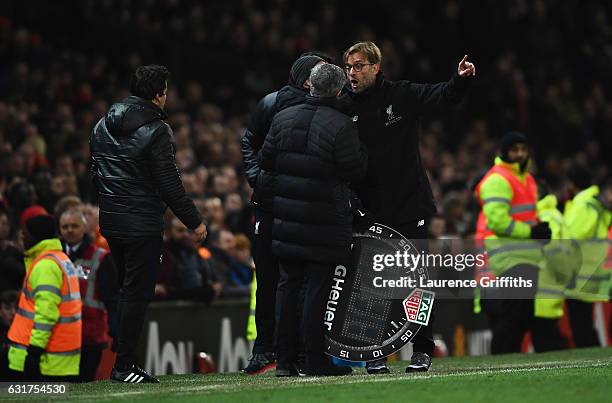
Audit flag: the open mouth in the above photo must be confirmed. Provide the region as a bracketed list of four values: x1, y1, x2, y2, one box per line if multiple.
[350, 79, 358, 88]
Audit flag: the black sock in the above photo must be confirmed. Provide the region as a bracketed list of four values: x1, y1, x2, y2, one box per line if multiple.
[114, 360, 132, 372]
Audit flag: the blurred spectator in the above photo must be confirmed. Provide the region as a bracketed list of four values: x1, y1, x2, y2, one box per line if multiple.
[202, 197, 226, 231]
[428, 215, 447, 239]
[157, 218, 221, 302]
[0, 290, 18, 345]
[58, 208, 119, 382]
[207, 230, 252, 298]
[0, 209, 24, 293]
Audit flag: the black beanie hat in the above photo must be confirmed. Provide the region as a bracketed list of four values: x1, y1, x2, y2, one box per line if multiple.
[289, 55, 324, 88]
[499, 131, 528, 160]
[25, 214, 57, 244]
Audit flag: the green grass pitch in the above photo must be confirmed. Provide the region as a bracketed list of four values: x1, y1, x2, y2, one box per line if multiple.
[3, 347, 612, 402]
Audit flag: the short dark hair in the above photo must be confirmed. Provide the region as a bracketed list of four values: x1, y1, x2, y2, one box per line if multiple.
[129, 65, 170, 100]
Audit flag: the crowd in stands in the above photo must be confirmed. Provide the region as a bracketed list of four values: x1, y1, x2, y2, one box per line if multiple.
[0, 0, 611, 304]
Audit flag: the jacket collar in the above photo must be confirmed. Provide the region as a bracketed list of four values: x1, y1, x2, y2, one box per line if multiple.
[345, 72, 385, 101]
[286, 83, 309, 93]
[123, 96, 168, 120]
[25, 238, 63, 269]
[305, 95, 339, 108]
[61, 234, 91, 259]
[575, 185, 600, 203]
[494, 156, 530, 180]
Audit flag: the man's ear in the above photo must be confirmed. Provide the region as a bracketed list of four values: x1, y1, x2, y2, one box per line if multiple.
[303, 79, 311, 90]
[373, 63, 381, 74]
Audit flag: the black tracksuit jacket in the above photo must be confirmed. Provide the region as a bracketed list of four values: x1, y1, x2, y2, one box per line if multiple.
[338, 72, 472, 227]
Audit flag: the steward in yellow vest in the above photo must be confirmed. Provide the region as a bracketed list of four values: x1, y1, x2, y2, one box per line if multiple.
[474, 132, 563, 353]
[534, 194, 569, 320]
[564, 180, 612, 347]
[7, 214, 82, 381]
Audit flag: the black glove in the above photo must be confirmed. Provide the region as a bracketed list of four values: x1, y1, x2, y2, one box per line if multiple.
[23, 345, 44, 379]
[530, 222, 552, 240]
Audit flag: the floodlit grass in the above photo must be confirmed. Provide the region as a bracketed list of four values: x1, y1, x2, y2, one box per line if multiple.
[3, 347, 612, 402]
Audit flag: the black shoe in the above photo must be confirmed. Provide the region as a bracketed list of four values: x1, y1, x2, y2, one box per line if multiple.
[307, 362, 353, 377]
[366, 358, 390, 374]
[111, 364, 159, 383]
[276, 362, 306, 377]
[241, 352, 276, 375]
[405, 352, 432, 373]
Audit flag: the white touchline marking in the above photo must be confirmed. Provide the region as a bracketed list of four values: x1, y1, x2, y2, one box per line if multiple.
[70, 360, 612, 400]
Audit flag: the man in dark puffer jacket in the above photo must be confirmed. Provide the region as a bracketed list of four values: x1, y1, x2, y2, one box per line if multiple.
[240, 53, 328, 375]
[259, 63, 367, 376]
[90, 65, 206, 383]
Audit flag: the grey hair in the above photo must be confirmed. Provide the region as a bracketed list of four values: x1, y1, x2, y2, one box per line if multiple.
[60, 208, 87, 224]
[309, 63, 346, 98]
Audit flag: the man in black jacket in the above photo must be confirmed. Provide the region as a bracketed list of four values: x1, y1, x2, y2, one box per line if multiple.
[340, 41, 475, 373]
[259, 63, 367, 376]
[90, 65, 206, 383]
[240, 54, 327, 374]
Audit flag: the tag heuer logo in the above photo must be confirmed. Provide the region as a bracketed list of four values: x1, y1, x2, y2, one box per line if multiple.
[403, 288, 435, 326]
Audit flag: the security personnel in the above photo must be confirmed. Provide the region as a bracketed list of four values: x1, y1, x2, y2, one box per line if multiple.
[564, 178, 612, 347]
[59, 208, 118, 382]
[246, 277, 257, 342]
[475, 132, 556, 354]
[532, 193, 569, 350]
[7, 213, 82, 381]
[241, 53, 327, 374]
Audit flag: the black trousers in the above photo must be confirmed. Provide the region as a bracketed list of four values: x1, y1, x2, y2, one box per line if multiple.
[276, 268, 306, 360]
[394, 218, 435, 356]
[252, 208, 280, 355]
[78, 343, 106, 382]
[483, 264, 565, 354]
[277, 261, 332, 369]
[107, 236, 162, 370]
[566, 299, 600, 348]
[4, 369, 78, 382]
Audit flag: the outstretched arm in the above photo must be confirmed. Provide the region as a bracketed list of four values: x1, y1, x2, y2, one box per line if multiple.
[408, 54, 476, 110]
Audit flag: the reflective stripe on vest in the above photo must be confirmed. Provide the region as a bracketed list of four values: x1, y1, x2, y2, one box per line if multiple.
[7, 250, 82, 353]
[510, 203, 536, 214]
[475, 164, 538, 240]
[9, 342, 80, 356]
[486, 242, 542, 257]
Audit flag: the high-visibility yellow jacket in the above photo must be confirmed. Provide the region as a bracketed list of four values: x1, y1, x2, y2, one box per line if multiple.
[475, 157, 541, 274]
[534, 195, 566, 318]
[8, 239, 82, 376]
[246, 277, 257, 341]
[564, 186, 612, 302]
